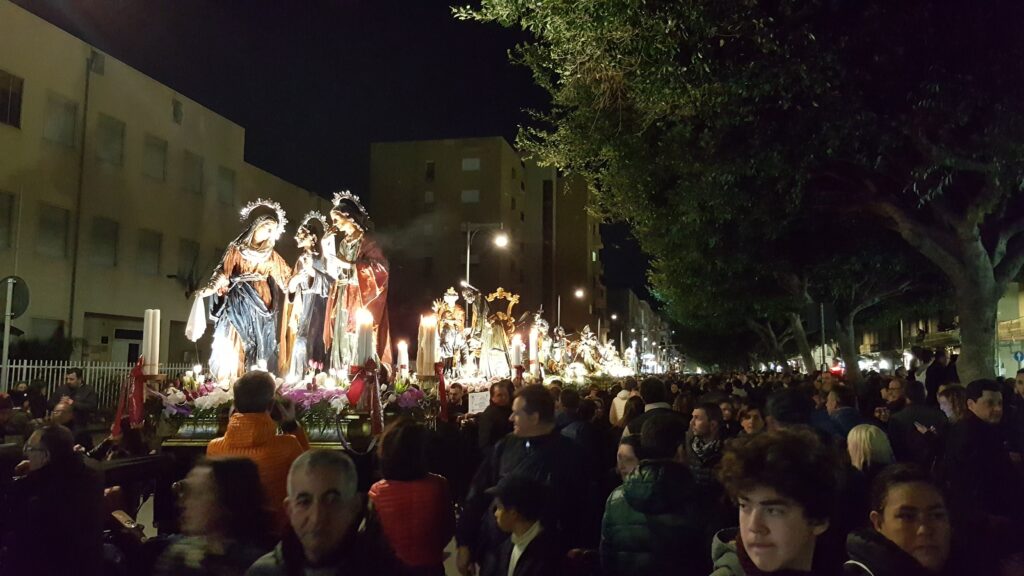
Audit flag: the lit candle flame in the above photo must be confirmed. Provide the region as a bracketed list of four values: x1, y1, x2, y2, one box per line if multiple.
[356, 308, 374, 326]
[397, 340, 408, 351]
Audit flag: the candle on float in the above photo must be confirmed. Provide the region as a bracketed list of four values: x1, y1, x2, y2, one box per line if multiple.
[354, 308, 376, 365]
[511, 334, 523, 367]
[417, 314, 438, 375]
[528, 327, 539, 376]
[142, 310, 153, 375]
[396, 340, 410, 377]
[151, 309, 161, 374]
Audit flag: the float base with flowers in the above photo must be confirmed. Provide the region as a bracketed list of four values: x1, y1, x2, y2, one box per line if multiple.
[156, 363, 442, 454]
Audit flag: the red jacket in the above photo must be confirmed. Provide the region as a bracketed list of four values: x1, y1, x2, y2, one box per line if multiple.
[369, 474, 455, 568]
[207, 412, 309, 534]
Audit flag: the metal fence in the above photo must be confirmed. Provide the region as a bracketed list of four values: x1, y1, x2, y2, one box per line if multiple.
[3, 360, 195, 411]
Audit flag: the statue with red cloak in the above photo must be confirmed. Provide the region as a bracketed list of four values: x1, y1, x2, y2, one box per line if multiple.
[322, 191, 392, 384]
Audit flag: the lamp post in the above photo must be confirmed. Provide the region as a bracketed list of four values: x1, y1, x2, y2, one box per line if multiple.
[463, 222, 508, 286]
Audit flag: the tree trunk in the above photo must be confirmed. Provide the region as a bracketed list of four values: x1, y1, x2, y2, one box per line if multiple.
[789, 312, 816, 373]
[953, 275, 1000, 383]
[835, 315, 863, 390]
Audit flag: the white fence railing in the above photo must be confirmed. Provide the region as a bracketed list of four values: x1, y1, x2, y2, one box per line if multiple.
[3, 360, 195, 412]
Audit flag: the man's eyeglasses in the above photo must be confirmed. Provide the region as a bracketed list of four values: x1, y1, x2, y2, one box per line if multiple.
[22, 445, 46, 455]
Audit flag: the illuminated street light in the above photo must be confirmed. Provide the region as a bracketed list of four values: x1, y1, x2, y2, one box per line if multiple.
[610, 313, 618, 321]
[574, 288, 585, 299]
[463, 222, 507, 286]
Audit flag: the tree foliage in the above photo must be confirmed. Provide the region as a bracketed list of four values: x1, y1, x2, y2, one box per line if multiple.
[457, 0, 1024, 380]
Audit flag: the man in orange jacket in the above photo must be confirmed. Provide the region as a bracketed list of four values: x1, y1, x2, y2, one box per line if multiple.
[207, 371, 309, 534]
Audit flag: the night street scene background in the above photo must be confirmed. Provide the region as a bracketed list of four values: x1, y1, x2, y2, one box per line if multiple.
[1, 2, 1024, 576]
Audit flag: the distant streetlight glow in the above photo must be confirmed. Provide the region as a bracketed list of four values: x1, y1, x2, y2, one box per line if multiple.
[493, 232, 509, 248]
[574, 288, 585, 299]
[610, 313, 618, 321]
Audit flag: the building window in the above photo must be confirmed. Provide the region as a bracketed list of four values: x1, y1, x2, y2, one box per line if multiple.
[520, 211, 525, 222]
[89, 217, 119, 267]
[183, 150, 203, 194]
[96, 113, 126, 165]
[137, 229, 162, 275]
[172, 98, 184, 124]
[460, 189, 480, 203]
[0, 69, 23, 128]
[511, 197, 517, 210]
[216, 166, 235, 205]
[36, 204, 69, 258]
[592, 250, 597, 262]
[178, 238, 200, 278]
[462, 157, 481, 171]
[143, 134, 168, 181]
[43, 93, 78, 147]
[0, 192, 14, 250]
[425, 161, 435, 182]
[424, 190, 435, 204]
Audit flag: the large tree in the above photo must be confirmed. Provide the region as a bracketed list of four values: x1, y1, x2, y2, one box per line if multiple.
[457, 0, 1024, 382]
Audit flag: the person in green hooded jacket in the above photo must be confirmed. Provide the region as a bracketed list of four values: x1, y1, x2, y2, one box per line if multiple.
[600, 412, 725, 576]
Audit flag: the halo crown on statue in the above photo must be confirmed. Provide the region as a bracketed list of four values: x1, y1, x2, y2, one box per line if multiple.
[239, 198, 288, 241]
[299, 210, 328, 233]
[331, 190, 372, 231]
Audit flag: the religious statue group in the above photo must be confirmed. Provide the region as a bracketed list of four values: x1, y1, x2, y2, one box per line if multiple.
[186, 191, 390, 382]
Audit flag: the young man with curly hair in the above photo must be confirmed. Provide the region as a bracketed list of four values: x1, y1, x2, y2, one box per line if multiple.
[711, 428, 840, 575]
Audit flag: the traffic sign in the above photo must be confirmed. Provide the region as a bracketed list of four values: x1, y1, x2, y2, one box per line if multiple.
[1014, 351, 1024, 363]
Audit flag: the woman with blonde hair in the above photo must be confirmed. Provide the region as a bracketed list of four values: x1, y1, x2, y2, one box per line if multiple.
[848, 424, 895, 479]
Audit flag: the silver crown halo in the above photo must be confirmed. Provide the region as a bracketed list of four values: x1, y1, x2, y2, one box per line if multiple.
[331, 190, 369, 219]
[239, 198, 288, 240]
[299, 210, 328, 233]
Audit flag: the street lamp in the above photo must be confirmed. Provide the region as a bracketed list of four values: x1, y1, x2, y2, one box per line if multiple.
[463, 222, 507, 286]
[556, 287, 586, 328]
[610, 313, 618, 321]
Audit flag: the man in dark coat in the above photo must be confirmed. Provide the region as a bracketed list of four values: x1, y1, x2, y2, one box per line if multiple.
[601, 413, 718, 576]
[939, 379, 1021, 522]
[456, 385, 586, 576]
[488, 475, 562, 576]
[0, 425, 104, 576]
[887, 380, 947, 469]
[48, 368, 98, 432]
[826, 385, 866, 439]
[622, 377, 688, 436]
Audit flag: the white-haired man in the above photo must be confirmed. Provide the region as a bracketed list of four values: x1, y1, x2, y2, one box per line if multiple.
[246, 449, 403, 575]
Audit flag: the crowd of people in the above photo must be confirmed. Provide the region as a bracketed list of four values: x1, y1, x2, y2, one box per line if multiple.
[1, 360, 1023, 575]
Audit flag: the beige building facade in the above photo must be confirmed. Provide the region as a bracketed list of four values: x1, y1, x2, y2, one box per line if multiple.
[0, 0, 329, 364]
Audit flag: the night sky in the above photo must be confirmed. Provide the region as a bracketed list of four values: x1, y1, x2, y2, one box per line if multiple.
[15, 0, 652, 301]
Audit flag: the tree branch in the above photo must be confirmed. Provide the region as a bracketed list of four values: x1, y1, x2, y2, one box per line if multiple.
[994, 234, 1024, 286]
[863, 197, 964, 279]
[849, 280, 915, 320]
[993, 211, 1024, 268]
